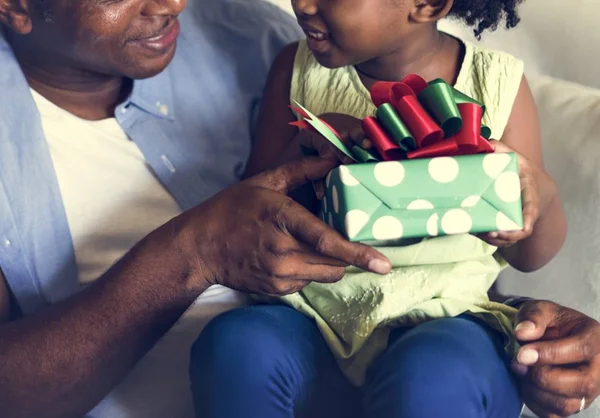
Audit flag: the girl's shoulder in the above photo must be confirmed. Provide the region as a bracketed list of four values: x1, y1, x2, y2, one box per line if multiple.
[455, 41, 525, 139]
[290, 40, 375, 120]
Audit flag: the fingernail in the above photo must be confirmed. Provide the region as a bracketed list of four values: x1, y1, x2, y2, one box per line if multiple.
[368, 259, 391, 275]
[517, 348, 539, 365]
[511, 362, 528, 376]
[488, 232, 498, 238]
[515, 321, 536, 332]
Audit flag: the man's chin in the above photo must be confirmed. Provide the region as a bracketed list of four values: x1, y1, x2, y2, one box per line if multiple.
[124, 45, 177, 80]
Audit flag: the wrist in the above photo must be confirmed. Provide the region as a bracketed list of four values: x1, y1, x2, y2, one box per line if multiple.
[150, 215, 213, 294]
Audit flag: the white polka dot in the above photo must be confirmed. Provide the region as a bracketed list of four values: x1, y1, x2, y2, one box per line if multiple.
[345, 210, 370, 239]
[407, 200, 434, 210]
[339, 166, 360, 186]
[494, 172, 521, 202]
[441, 209, 473, 235]
[427, 214, 439, 236]
[328, 213, 335, 228]
[483, 153, 512, 178]
[332, 186, 339, 213]
[461, 195, 481, 208]
[374, 162, 405, 187]
[428, 157, 459, 183]
[496, 212, 521, 231]
[326, 171, 332, 188]
[372, 217, 404, 240]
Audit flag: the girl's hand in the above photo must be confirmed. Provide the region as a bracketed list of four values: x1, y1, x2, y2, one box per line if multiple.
[341, 124, 373, 152]
[476, 140, 543, 247]
[299, 114, 372, 199]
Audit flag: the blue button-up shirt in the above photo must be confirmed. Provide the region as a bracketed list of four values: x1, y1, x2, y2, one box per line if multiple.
[0, 0, 301, 315]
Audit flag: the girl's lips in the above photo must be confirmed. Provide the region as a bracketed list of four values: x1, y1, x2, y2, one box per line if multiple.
[298, 22, 332, 54]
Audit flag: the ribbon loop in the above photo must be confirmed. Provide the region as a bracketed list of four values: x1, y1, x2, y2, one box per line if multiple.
[370, 74, 493, 160]
[376, 104, 416, 151]
[289, 74, 493, 162]
[362, 116, 404, 161]
[418, 81, 463, 137]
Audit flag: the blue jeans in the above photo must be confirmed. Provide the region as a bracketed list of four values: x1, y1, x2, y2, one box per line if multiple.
[190, 305, 521, 418]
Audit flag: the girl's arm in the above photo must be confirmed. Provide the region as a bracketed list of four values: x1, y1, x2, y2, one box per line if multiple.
[244, 42, 300, 178]
[494, 76, 567, 272]
[244, 42, 361, 179]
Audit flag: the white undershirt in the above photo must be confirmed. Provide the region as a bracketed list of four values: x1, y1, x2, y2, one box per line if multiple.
[31, 89, 182, 284]
[31, 90, 248, 418]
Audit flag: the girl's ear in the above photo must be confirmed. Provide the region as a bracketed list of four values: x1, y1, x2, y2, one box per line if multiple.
[0, 0, 34, 35]
[409, 0, 453, 24]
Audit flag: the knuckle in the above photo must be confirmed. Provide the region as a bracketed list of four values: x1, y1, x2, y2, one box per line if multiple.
[272, 197, 296, 227]
[324, 267, 346, 283]
[530, 367, 550, 388]
[268, 259, 294, 279]
[540, 346, 558, 364]
[580, 338, 594, 361]
[273, 281, 296, 295]
[583, 377, 596, 398]
[553, 397, 572, 417]
[565, 398, 582, 417]
[314, 233, 335, 254]
[350, 243, 369, 267]
[265, 239, 292, 258]
[264, 279, 292, 295]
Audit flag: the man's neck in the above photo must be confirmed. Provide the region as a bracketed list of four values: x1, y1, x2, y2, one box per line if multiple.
[11, 41, 130, 121]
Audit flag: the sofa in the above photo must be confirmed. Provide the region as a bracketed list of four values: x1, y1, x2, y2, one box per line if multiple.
[269, 0, 600, 416]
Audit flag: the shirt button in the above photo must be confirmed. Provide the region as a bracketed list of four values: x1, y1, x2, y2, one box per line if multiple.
[3, 239, 10, 247]
[121, 107, 127, 114]
[159, 104, 169, 116]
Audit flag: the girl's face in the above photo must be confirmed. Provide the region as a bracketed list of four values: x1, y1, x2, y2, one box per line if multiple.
[292, 0, 418, 68]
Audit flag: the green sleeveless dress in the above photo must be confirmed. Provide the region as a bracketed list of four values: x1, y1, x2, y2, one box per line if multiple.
[279, 39, 525, 386]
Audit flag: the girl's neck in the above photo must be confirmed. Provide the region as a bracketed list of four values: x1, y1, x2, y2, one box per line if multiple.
[355, 28, 463, 88]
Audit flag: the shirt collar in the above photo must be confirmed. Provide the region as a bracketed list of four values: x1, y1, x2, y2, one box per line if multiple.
[129, 62, 176, 121]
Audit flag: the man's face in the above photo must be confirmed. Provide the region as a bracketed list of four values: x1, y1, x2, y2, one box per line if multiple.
[6, 0, 187, 79]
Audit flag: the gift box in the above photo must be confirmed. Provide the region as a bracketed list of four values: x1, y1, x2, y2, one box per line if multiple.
[320, 154, 523, 242]
[291, 74, 523, 242]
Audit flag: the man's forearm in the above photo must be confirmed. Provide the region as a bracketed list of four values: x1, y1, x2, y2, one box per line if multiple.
[0, 225, 206, 418]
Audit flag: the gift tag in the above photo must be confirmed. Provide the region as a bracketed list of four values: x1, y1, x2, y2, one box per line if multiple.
[292, 102, 357, 162]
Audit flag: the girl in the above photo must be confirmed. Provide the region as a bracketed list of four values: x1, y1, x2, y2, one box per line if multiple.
[190, 1, 566, 417]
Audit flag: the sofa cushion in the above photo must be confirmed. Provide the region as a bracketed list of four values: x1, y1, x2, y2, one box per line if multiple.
[498, 76, 600, 418]
[499, 76, 600, 318]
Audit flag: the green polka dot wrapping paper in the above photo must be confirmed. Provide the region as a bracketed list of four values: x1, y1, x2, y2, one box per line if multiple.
[320, 153, 523, 243]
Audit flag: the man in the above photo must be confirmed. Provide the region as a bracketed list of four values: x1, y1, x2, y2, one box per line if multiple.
[0, 0, 598, 417]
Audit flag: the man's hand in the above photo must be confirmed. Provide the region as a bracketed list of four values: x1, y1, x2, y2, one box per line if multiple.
[173, 156, 392, 296]
[512, 301, 600, 417]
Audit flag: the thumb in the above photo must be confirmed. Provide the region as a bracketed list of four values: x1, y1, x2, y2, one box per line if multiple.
[245, 156, 339, 195]
[514, 300, 560, 343]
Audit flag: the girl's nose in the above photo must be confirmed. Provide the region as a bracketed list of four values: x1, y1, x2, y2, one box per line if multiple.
[292, 0, 318, 17]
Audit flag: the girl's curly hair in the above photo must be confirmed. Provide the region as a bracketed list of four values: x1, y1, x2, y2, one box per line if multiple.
[448, 0, 524, 38]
